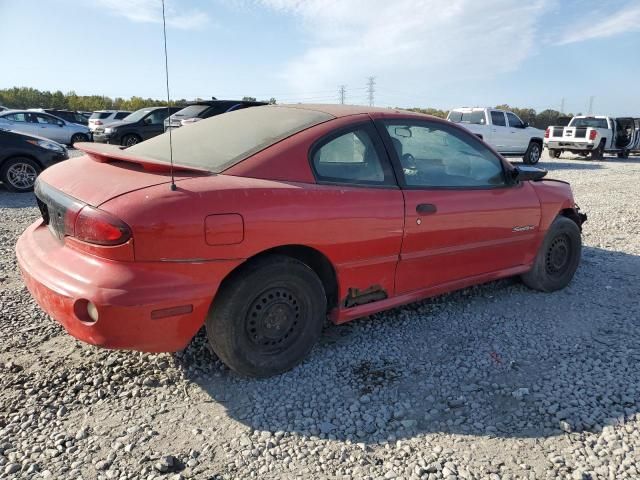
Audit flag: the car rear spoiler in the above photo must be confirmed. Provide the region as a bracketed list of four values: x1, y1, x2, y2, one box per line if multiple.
[74, 142, 210, 174]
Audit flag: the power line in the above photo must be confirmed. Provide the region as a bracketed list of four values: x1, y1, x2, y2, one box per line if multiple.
[367, 76, 376, 106]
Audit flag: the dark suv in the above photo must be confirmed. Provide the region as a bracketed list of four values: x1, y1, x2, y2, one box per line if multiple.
[164, 100, 267, 131]
[37, 109, 89, 126]
[93, 107, 181, 146]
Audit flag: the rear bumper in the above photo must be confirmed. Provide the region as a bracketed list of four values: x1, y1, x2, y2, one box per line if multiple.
[545, 140, 594, 150]
[16, 221, 243, 352]
[92, 133, 118, 144]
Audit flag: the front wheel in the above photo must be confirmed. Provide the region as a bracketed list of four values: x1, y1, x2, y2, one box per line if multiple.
[206, 255, 326, 377]
[521, 216, 582, 292]
[1, 157, 41, 192]
[523, 141, 542, 164]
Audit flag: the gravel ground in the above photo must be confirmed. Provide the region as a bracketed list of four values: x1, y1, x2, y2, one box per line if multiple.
[1, 150, 639, 480]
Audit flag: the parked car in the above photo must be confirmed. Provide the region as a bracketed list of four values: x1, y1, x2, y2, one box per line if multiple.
[164, 100, 267, 131]
[0, 128, 68, 192]
[94, 106, 181, 146]
[544, 115, 640, 159]
[88, 110, 131, 132]
[17, 105, 586, 377]
[447, 107, 545, 164]
[0, 106, 7, 112]
[29, 108, 89, 126]
[0, 110, 91, 146]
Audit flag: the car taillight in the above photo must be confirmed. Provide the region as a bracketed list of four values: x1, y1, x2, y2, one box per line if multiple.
[95, 120, 103, 125]
[544, 128, 550, 138]
[74, 206, 131, 246]
[589, 130, 597, 140]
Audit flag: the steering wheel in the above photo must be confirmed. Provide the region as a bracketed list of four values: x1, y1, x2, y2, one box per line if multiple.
[401, 153, 417, 169]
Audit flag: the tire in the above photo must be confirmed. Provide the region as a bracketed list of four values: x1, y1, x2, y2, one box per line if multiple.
[591, 140, 605, 160]
[206, 255, 326, 377]
[617, 149, 629, 159]
[70, 133, 89, 146]
[548, 148, 561, 159]
[523, 141, 542, 164]
[521, 216, 582, 292]
[1, 157, 41, 192]
[121, 134, 141, 147]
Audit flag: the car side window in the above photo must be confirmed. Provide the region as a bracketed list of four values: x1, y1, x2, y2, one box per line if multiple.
[385, 122, 506, 188]
[491, 111, 506, 126]
[311, 127, 391, 185]
[3, 113, 27, 122]
[146, 110, 167, 125]
[115, 112, 129, 120]
[506, 112, 523, 128]
[35, 114, 59, 125]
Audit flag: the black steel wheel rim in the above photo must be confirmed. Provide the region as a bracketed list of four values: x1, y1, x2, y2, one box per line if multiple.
[246, 287, 303, 353]
[545, 234, 571, 276]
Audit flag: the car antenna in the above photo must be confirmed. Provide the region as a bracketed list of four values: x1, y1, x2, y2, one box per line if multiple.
[161, 0, 176, 191]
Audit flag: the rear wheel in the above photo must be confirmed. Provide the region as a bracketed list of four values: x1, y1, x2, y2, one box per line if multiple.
[1, 157, 41, 192]
[206, 255, 326, 377]
[70, 133, 89, 146]
[122, 134, 141, 147]
[548, 148, 561, 159]
[521, 216, 581, 292]
[591, 140, 605, 160]
[523, 141, 542, 164]
[617, 149, 629, 159]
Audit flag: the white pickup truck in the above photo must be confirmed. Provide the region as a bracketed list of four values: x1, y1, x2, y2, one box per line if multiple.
[447, 107, 545, 164]
[544, 115, 640, 160]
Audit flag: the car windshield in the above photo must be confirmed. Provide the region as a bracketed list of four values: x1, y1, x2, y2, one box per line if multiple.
[127, 106, 333, 173]
[123, 109, 155, 122]
[448, 111, 486, 124]
[90, 112, 112, 120]
[569, 117, 608, 128]
[172, 105, 209, 118]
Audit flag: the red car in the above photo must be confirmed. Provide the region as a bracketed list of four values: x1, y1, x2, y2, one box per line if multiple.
[16, 105, 586, 377]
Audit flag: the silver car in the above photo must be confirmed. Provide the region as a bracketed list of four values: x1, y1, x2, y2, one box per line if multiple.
[0, 110, 91, 146]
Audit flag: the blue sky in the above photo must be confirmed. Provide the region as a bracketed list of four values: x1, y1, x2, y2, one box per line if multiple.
[2, 0, 640, 115]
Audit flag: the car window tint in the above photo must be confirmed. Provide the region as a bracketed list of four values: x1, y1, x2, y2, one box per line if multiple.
[385, 122, 505, 188]
[91, 112, 113, 119]
[506, 112, 523, 128]
[491, 111, 506, 126]
[115, 112, 129, 120]
[312, 128, 387, 184]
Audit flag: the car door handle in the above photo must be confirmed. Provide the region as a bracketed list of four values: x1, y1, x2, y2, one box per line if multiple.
[416, 203, 437, 215]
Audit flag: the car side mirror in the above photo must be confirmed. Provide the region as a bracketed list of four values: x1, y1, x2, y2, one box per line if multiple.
[144, 118, 152, 125]
[523, 122, 529, 128]
[58, 121, 64, 127]
[512, 165, 547, 182]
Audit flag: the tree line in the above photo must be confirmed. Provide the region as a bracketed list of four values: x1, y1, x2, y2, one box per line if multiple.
[0, 87, 276, 112]
[1, 86, 570, 129]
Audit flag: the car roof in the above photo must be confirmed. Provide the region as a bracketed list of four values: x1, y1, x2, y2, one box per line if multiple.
[187, 100, 268, 107]
[274, 103, 427, 119]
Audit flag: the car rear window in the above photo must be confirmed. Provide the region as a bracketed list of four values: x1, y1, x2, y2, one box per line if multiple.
[126, 106, 333, 173]
[448, 111, 486, 125]
[172, 105, 210, 118]
[569, 117, 608, 128]
[91, 112, 112, 119]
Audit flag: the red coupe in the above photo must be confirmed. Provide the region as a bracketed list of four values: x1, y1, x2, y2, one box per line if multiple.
[16, 105, 586, 377]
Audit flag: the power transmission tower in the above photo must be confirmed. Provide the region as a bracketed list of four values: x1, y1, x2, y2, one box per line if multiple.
[367, 76, 376, 106]
[560, 97, 565, 114]
[338, 85, 346, 105]
[588, 96, 594, 115]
